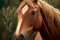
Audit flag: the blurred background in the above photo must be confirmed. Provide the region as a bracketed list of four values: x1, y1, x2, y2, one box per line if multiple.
[0, 0, 60, 40]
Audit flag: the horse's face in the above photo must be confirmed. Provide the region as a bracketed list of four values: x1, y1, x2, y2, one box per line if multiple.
[14, 2, 43, 40]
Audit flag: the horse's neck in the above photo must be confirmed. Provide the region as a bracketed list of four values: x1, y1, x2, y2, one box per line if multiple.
[38, 0, 60, 40]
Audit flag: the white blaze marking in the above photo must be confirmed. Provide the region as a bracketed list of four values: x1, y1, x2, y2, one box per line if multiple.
[15, 19, 22, 35]
[22, 5, 29, 14]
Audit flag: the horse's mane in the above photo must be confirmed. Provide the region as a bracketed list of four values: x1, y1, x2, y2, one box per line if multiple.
[16, 0, 36, 13]
[37, 0, 60, 40]
[38, 0, 60, 29]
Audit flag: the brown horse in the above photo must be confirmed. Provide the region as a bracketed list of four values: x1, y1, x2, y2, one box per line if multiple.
[13, 0, 60, 40]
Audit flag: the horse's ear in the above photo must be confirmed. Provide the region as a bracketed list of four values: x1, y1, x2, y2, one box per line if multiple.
[35, 0, 37, 2]
[34, 0, 37, 3]
[19, 0, 23, 2]
[19, 0, 37, 3]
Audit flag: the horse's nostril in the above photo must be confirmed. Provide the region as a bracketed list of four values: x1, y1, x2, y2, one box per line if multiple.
[19, 34, 24, 40]
[12, 34, 25, 40]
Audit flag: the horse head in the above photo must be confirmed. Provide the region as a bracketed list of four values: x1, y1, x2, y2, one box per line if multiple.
[13, 0, 60, 40]
[13, 0, 43, 40]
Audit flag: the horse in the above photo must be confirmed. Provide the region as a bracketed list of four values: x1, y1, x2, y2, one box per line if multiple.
[13, 0, 60, 40]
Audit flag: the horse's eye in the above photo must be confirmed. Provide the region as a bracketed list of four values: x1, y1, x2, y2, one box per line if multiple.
[31, 11, 35, 16]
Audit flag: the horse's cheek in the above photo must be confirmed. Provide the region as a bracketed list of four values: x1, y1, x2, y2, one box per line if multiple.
[33, 15, 43, 30]
[33, 21, 41, 31]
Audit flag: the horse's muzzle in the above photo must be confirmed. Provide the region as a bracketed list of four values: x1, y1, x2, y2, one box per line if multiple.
[13, 34, 25, 40]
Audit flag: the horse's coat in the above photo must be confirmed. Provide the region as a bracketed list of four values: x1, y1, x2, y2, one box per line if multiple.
[35, 32, 43, 40]
[14, 0, 60, 40]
